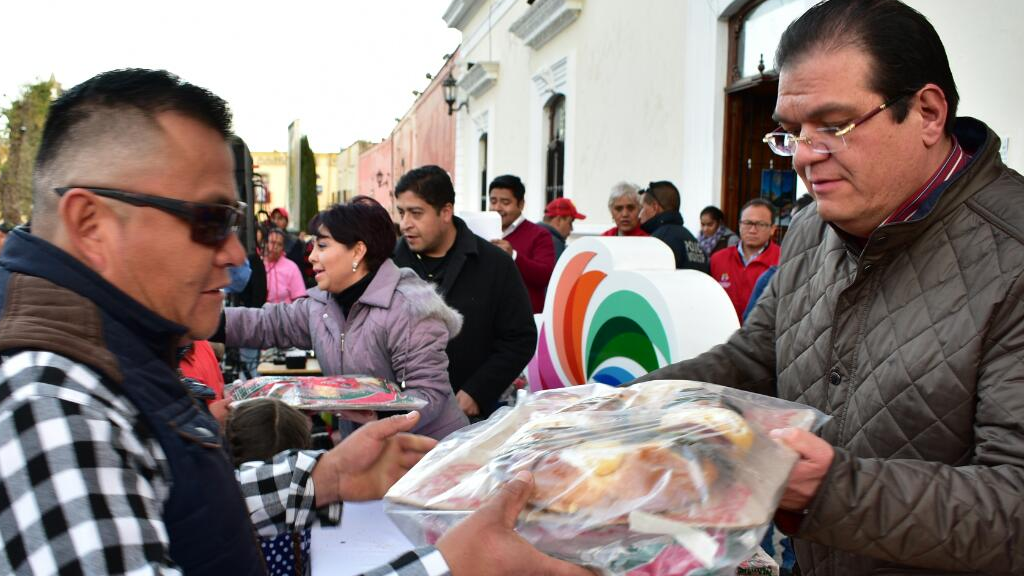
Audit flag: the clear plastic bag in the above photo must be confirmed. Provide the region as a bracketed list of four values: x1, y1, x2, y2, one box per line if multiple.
[384, 380, 826, 575]
[225, 375, 427, 412]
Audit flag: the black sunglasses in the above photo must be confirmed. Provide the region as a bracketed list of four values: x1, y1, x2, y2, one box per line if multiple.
[639, 182, 665, 205]
[54, 187, 246, 247]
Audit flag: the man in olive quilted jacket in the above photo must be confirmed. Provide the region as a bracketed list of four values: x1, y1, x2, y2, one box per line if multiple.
[637, 1, 1024, 574]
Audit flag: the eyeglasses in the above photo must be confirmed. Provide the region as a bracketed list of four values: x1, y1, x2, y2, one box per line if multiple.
[739, 220, 772, 230]
[54, 187, 246, 246]
[762, 94, 909, 157]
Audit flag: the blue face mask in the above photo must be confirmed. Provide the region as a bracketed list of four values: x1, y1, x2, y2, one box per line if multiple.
[224, 259, 252, 294]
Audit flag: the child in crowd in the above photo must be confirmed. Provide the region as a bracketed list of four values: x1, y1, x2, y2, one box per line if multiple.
[225, 399, 313, 576]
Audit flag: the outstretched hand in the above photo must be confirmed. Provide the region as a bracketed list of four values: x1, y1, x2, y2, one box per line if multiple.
[312, 411, 437, 506]
[437, 471, 597, 576]
[456, 390, 480, 417]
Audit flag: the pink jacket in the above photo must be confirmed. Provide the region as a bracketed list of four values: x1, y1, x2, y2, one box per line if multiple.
[264, 256, 307, 304]
[225, 260, 468, 439]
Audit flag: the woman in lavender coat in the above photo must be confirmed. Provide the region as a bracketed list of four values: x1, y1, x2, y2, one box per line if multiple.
[224, 196, 468, 439]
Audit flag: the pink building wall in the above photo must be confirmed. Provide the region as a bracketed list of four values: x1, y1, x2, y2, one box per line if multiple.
[411, 66, 456, 174]
[391, 116, 416, 189]
[358, 141, 393, 210]
[358, 49, 459, 216]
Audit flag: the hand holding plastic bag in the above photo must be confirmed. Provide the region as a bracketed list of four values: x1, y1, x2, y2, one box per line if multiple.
[437, 470, 598, 576]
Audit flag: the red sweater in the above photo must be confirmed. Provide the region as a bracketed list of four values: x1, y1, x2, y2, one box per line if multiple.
[601, 226, 649, 237]
[505, 219, 555, 313]
[179, 340, 225, 402]
[710, 242, 781, 322]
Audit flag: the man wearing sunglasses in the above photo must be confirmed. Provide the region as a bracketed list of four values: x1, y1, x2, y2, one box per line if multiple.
[636, 1, 1024, 575]
[637, 180, 709, 273]
[0, 70, 591, 576]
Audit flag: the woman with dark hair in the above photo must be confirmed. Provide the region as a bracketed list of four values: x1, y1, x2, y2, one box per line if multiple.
[222, 196, 468, 439]
[698, 205, 739, 257]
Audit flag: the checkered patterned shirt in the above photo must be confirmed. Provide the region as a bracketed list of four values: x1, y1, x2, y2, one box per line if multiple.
[0, 350, 349, 575]
[361, 547, 451, 576]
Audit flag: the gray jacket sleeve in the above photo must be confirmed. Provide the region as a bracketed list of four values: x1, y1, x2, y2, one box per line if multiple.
[386, 300, 459, 432]
[224, 298, 315, 351]
[632, 268, 778, 397]
[796, 274, 1024, 574]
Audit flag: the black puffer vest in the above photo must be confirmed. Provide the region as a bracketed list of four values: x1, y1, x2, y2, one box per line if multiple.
[0, 230, 264, 575]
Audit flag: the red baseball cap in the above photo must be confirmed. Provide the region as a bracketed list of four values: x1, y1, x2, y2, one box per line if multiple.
[270, 207, 290, 222]
[544, 198, 586, 220]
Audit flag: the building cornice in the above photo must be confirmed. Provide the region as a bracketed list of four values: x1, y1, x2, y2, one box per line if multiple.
[471, 110, 489, 135]
[457, 61, 500, 99]
[509, 0, 583, 50]
[444, 0, 488, 29]
[531, 56, 569, 97]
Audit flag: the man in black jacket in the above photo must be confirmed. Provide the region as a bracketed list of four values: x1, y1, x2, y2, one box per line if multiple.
[392, 166, 537, 419]
[639, 180, 709, 273]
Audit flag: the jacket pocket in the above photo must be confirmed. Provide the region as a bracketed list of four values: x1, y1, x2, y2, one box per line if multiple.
[165, 398, 222, 449]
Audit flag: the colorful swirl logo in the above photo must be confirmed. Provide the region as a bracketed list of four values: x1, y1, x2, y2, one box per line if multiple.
[528, 237, 738, 390]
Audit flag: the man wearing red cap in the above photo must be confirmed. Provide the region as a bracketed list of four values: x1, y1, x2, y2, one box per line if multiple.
[539, 198, 585, 260]
[270, 206, 290, 231]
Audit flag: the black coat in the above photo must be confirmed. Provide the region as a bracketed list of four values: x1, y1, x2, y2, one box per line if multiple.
[393, 217, 537, 416]
[237, 252, 267, 308]
[641, 211, 709, 273]
[538, 221, 566, 261]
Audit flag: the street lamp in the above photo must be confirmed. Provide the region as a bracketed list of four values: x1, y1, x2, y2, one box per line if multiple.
[443, 74, 468, 116]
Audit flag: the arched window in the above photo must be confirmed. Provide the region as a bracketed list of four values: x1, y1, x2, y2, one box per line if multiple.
[479, 133, 489, 211]
[545, 94, 566, 204]
[730, 0, 811, 83]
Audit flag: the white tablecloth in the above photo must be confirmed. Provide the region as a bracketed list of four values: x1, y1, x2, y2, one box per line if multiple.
[311, 501, 414, 576]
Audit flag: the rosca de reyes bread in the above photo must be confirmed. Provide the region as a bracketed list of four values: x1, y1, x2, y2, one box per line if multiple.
[492, 391, 755, 517]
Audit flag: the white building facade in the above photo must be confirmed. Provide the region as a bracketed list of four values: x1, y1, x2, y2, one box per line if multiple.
[443, 0, 1023, 234]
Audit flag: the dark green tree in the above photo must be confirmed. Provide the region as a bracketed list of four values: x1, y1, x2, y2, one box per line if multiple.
[299, 136, 318, 229]
[0, 77, 59, 225]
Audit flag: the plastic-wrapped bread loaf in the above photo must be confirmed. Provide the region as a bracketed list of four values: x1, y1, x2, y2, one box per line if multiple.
[385, 380, 825, 575]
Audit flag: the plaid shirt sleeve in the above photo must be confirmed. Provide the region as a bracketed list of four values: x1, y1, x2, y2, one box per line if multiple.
[236, 457, 451, 576]
[236, 450, 342, 538]
[360, 547, 451, 576]
[0, 351, 182, 575]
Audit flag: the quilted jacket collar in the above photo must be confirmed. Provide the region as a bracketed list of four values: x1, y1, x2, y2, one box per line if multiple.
[839, 117, 1003, 260]
[641, 210, 684, 234]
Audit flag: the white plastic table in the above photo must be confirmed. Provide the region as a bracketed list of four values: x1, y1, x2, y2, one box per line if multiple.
[310, 501, 779, 575]
[311, 501, 414, 576]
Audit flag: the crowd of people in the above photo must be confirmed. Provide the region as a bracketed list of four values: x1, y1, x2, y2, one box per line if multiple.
[0, 0, 1022, 575]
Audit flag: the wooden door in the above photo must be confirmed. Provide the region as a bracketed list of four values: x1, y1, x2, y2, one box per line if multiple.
[721, 78, 793, 232]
